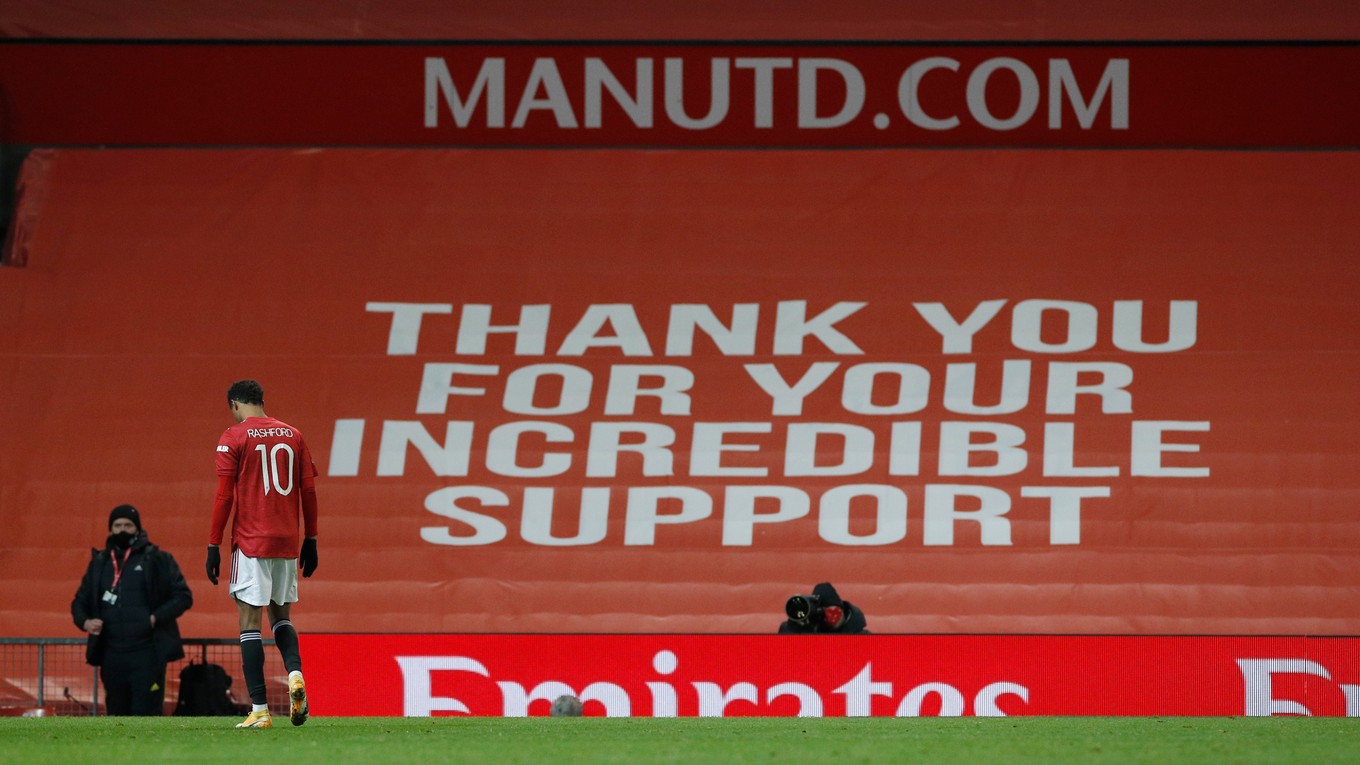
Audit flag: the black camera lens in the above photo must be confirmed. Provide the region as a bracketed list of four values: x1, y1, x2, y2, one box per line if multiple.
[785, 594, 821, 622]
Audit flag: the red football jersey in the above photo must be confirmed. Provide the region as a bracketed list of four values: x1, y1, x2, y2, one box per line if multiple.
[215, 416, 318, 558]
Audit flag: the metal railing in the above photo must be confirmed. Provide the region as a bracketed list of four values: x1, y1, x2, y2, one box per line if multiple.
[0, 637, 291, 716]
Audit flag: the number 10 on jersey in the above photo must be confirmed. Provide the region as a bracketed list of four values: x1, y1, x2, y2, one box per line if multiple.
[255, 443, 296, 496]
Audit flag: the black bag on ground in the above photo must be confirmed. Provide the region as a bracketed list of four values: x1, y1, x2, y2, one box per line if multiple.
[173, 661, 239, 716]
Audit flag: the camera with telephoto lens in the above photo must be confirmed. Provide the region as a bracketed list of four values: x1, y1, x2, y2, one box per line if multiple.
[785, 594, 824, 625]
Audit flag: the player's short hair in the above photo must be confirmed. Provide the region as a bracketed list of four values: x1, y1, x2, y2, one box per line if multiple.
[227, 379, 265, 406]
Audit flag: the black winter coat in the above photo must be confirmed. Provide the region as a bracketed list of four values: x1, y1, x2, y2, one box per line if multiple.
[71, 533, 193, 667]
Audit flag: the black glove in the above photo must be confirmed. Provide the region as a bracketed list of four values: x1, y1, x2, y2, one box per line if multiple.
[300, 538, 318, 578]
[205, 545, 220, 585]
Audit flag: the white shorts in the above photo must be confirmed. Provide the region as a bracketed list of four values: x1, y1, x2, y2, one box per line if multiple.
[228, 549, 299, 607]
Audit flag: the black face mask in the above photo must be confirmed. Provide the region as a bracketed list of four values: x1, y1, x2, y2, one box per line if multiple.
[108, 531, 136, 550]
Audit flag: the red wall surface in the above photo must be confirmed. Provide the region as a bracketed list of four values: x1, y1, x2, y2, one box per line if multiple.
[3, 7, 1358, 720]
[2, 147, 1357, 643]
[3, 1, 1358, 41]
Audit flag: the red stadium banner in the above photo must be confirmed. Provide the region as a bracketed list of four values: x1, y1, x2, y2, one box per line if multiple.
[2, 147, 1358, 640]
[0, 42, 1357, 147]
[303, 634, 1360, 717]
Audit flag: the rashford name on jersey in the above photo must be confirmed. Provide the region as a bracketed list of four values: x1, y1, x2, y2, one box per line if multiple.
[247, 427, 295, 438]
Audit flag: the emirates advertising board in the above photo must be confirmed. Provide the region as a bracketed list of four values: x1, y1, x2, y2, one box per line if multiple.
[305, 634, 1360, 717]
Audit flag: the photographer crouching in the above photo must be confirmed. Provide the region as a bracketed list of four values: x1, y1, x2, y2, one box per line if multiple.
[778, 582, 869, 634]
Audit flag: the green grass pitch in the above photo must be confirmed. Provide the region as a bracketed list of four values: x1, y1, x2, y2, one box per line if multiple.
[2, 716, 1354, 765]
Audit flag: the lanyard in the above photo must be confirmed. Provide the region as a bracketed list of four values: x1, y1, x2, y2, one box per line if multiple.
[109, 547, 134, 591]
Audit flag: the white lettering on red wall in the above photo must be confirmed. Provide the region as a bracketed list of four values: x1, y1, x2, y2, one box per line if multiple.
[336, 299, 1208, 550]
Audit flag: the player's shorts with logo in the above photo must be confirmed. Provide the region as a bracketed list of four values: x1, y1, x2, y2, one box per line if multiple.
[228, 548, 299, 606]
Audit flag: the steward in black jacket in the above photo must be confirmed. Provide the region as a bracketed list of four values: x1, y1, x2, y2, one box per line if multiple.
[71, 504, 193, 715]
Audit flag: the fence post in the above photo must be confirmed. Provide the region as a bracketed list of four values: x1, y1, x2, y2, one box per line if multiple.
[36, 642, 46, 707]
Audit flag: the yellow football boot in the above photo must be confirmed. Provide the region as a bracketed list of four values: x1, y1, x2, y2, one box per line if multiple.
[235, 709, 273, 728]
[288, 672, 309, 726]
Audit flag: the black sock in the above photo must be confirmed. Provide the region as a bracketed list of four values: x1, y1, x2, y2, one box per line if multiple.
[239, 630, 267, 706]
[271, 619, 303, 674]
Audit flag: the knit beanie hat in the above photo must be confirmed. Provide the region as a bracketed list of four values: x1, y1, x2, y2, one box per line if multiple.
[108, 504, 142, 531]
